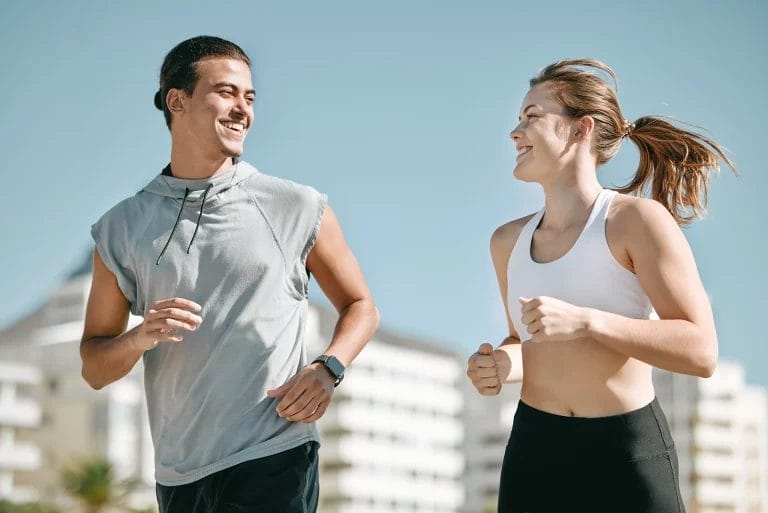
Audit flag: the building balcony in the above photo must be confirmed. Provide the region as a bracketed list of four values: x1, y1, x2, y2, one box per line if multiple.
[333, 469, 464, 509]
[694, 454, 741, 478]
[466, 443, 508, 465]
[320, 436, 463, 477]
[695, 480, 738, 506]
[0, 486, 40, 504]
[698, 400, 735, 425]
[352, 342, 461, 383]
[0, 362, 42, 385]
[693, 425, 738, 451]
[0, 442, 41, 471]
[343, 372, 462, 414]
[0, 397, 42, 428]
[320, 402, 463, 445]
[464, 468, 503, 489]
[333, 503, 459, 513]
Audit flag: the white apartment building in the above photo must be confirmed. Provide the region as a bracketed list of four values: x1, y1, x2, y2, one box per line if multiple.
[307, 306, 465, 513]
[461, 379, 521, 513]
[655, 364, 768, 513]
[0, 266, 154, 508]
[0, 258, 466, 513]
[0, 360, 42, 503]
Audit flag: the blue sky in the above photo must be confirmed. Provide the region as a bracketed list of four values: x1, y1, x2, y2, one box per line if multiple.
[1, 1, 766, 386]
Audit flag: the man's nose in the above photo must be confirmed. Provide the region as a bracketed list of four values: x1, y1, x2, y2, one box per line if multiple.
[232, 96, 249, 116]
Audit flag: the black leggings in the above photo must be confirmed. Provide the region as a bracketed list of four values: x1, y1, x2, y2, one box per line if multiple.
[498, 398, 685, 513]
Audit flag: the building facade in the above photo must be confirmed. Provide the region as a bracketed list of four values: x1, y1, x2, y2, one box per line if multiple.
[0, 269, 154, 508]
[655, 364, 768, 513]
[461, 379, 521, 513]
[0, 263, 466, 513]
[0, 360, 42, 503]
[308, 307, 465, 513]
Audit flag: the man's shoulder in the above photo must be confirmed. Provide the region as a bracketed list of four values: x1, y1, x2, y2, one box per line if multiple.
[240, 165, 324, 207]
[94, 189, 153, 228]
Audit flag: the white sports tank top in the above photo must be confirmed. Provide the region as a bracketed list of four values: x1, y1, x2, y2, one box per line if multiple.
[507, 189, 655, 342]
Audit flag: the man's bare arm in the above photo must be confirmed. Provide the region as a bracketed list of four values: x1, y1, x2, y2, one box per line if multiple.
[306, 206, 380, 367]
[267, 206, 379, 423]
[80, 249, 201, 389]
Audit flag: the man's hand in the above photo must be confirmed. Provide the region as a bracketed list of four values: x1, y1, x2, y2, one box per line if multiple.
[267, 364, 335, 423]
[467, 343, 502, 395]
[518, 296, 589, 343]
[131, 298, 202, 351]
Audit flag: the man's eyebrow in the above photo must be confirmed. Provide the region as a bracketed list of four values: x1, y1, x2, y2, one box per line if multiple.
[518, 104, 540, 121]
[213, 82, 256, 95]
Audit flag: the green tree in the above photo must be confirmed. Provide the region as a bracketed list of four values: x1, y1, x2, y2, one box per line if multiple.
[0, 500, 61, 513]
[481, 496, 498, 513]
[61, 458, 154, 513]
[61, 459, 115, 513]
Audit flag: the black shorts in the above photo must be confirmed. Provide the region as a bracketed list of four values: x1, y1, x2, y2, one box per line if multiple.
[498, 398, 685, 513]
[156, 442, 319, 513]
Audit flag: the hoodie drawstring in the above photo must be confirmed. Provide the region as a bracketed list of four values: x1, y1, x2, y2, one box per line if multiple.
[156, 187, 191, 265]
[186, 183, 213, 254]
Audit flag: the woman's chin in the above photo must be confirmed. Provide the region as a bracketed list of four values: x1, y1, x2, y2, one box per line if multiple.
[513, 164, 537, 183]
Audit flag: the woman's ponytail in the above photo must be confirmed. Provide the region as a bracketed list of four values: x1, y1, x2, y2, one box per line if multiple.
[621, 116, 735, 225]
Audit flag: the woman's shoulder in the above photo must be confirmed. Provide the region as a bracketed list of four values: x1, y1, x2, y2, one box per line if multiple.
[609, 193, 676, 228]
[608, 193, 681, 249]
[491, 213, 538, 254]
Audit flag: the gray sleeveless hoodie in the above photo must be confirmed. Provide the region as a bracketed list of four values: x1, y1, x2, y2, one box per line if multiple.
[91, 161, 325, 485]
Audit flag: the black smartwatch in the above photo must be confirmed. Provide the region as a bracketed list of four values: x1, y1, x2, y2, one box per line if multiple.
[312, 355, 345, 387]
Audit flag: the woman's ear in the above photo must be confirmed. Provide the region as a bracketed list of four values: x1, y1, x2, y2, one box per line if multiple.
[575, 115, 595, 140]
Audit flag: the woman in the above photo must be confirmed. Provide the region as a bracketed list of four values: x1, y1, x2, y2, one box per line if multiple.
[466, 59, 734, 513]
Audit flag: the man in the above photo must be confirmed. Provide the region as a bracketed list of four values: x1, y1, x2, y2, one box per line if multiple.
[80, 36, 379, 513]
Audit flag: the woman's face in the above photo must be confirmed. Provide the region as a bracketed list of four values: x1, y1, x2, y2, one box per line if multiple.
[509, 83, 578, 183]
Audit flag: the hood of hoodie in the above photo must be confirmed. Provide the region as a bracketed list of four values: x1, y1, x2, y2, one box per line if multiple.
[142, 161, 258, 265]
[142, 161, 257, 202]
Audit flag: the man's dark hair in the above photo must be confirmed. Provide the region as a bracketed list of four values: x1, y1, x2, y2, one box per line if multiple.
[154, 36, 251, 129]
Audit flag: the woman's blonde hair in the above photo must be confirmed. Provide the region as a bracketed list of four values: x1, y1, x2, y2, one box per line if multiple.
[530, 59, 735, 225]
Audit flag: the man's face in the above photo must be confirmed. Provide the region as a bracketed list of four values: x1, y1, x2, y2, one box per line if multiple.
[174, 57, 254, 159]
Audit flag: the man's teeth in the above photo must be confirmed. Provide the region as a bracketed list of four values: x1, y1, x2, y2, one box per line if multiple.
[222, 121, 244, 131]
[519, 146, 532, 155]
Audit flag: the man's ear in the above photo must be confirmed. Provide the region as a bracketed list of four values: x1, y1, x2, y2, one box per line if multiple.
[574, 115, 595, 140]
[166, 88, 185, 113]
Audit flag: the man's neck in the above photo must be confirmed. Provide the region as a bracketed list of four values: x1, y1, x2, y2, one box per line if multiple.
[168, 144, 236, 179]
[163, 157, 238, 178]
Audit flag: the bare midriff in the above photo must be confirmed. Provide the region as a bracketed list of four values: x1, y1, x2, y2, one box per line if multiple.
[520, 336, 655, 418]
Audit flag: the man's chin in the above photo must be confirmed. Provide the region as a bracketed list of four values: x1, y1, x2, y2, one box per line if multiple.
[221, 144, 244, 158]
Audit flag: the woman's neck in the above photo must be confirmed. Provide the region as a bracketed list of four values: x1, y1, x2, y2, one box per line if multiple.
[539, 170, 603, 231]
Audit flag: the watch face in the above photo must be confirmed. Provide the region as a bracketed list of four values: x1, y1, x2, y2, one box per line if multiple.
[324, 356, 345, 378]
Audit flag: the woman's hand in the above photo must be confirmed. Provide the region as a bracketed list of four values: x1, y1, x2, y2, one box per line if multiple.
[518, 296, 590, 343]
[467, 343, 503, 395]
